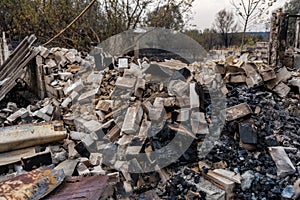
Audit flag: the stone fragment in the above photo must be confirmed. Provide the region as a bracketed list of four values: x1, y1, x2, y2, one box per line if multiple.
[61, 97, 72, 108]
[281, 185, 295, 199]
[241, 170, 254, 191]
[190, 83, 200, 108]
[293, 179, 300, 200]
[243, 63, 263, 87]
[45, 59, 57, 68]
[87, 72, 103, 84]
[54, 159, 78, 177]
[70, 131, 88, 141]
[33, 110, 51, 121]
[68, 141, 79, 159]
[40, 104, 54, 115]
[96, 100, 112, 113]
[268, 147, 296, 178]
[83, 120, 102, 133]
[228, 73, 246, 83]
[82, 132, 99, 147]
[195, 176, 226, 199]
[53, 150, 68, 164]
[64, 79, 84, 95]
[89, 153, 102, 166]
[65, 51, 76, 63]
[289, 77, 300, 93]
[76, 162, 90, 176]
[213, 169, 242, 184]
[273, 82, 291, 98]
[191, 112, 209, 134]
[90, 165, 106, 175]
[39, 46, 50, 58]
[115, 77, 136, 89]
[266, 67, 292, 89]
[144, 98, 165, 122]
[77, 88, 99, 103]
[134, 78, 146, 97]
[176, 109, 190, 122]
[168, 80, 189, 96]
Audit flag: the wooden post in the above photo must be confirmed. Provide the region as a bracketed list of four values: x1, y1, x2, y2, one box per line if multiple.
[295, 17, 300, 49]
[269, 9, 282, 66]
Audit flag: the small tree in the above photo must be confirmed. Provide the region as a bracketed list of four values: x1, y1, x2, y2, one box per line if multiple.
[214, 9, 237, 48]
[231, 0, 275, 50]
[145, 0, 194, 31]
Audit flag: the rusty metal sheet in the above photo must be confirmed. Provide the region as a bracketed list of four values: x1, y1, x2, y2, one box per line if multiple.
[0, 121, 67, 153]
[46, 175, 109, 200]
[0, 166, 65, 200]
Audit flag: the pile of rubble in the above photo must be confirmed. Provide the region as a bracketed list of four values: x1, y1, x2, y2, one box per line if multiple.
[0, 41, 299, 200]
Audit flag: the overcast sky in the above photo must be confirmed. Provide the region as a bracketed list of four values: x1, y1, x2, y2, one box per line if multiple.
[190, 0, 287, 32]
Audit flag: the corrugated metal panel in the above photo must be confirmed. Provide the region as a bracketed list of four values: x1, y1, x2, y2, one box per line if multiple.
[0, 166, 65, 200]
[46, 175, 109, 200]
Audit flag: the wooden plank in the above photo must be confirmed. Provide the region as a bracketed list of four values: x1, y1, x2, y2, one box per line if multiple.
[0, 147, 36, 166]
[226, 103, 252, 121]
[213, 169, 242, 184]
[47, 176, 109, 200]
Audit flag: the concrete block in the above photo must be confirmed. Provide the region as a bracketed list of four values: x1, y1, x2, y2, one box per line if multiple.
[121, 104, 143, 134]
[33, 110, 51, 121]
[64, 79, 84, 95]
[87, 72, 103, 84]
[118, 58, 129, 69]
[78, 88, 99, 103]
[7, 108, 28, 122]
[115, 77, 136, 89]
[65, 51, 76, 63]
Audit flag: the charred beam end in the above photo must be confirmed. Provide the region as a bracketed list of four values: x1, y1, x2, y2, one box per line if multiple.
[0, 121, 67, 153]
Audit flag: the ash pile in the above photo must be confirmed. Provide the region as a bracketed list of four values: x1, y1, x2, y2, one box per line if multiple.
[0, 39, 299, 200]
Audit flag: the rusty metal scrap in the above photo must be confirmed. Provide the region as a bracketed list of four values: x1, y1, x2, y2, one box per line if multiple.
[0, 121, 67, 153]
[46, 175, 109, 200]
[0, 166, 65, 200]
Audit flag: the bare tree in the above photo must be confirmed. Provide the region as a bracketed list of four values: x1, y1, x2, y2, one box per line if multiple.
[231, 0, 275, 50]
[214, 9, 237, 48]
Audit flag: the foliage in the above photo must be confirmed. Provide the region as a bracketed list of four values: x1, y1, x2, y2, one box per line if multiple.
[185, 29, 266, 51]
[145, 0, 193, 30]
[0, 0, 194, 51]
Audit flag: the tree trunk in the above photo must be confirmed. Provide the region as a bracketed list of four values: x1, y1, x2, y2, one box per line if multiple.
[241, 17, 249, 52]
[225, 33, 228, 48]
